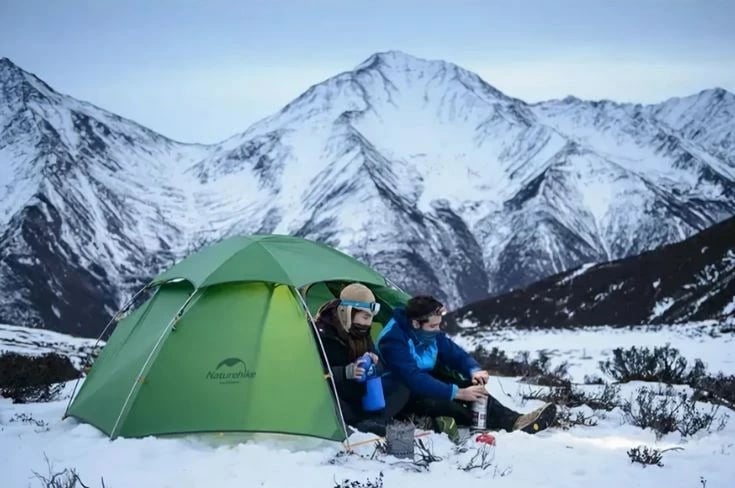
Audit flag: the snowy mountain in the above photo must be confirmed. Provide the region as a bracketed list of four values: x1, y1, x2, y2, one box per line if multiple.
[0, 57, 212, 336]
[646, 87, 735, 167]
[1, 52, 734, 337]
[447, 215, 735, 331]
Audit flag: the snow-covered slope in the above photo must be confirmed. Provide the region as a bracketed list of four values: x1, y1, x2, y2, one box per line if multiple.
[0, 58, 211, 336]
[1, 52, 734, 337]
[448, 215, 735, 330]
[646, 88, 735, 168]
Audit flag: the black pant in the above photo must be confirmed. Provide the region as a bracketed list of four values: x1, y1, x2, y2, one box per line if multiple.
[399, 378, 520, 432]
[338, 380, 411, 425]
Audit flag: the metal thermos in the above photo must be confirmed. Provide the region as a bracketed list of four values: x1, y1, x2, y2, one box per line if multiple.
[471, 395, 488, 430]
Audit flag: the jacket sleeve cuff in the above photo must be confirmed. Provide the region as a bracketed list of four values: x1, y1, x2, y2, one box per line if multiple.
[375, 362, 385, 376]
[450, 384, 459, 400]
[469, 367, 482, 377]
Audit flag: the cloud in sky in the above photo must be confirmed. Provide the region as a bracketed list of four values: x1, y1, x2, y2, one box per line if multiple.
[2, 0, 733, 143]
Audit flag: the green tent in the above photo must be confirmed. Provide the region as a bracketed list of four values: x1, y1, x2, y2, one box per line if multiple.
[65, 234, 408, 442]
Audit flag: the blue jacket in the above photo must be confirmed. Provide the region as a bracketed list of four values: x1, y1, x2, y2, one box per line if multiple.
[376, 307, 481, 400]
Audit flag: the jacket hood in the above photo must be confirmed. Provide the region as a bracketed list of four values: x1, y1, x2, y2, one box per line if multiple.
[391, 307, 411, 332]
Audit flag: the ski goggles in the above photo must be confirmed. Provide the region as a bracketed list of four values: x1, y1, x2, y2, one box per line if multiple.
[340, 300, 381, 315]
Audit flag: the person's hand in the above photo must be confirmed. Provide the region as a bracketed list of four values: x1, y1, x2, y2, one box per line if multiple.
[471, 370, 489, 385]
[367, 352, 379, 365]
[345, 361, 366, 380]
[455, 385, 488, 402]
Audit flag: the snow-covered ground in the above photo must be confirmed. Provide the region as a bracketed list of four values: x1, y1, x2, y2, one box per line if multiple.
[0, 324, 99, 370]
[1, 323, 734, 487]
[453, 321, 735, 382]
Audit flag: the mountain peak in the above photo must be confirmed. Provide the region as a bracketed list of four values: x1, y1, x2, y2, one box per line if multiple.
[657, 86, 734, 108]
[0, 57, 24, 79]
[261, 50, 515, 133]
[0, 57, 57, 100]
[354, 50, 441, 71]
[698, 86, 734, 102]
[350, 50, 511, 103]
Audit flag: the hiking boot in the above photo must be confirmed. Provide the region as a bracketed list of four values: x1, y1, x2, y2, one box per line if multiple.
[353, 418, 387, 437]
[512, 403, 556, 434]
[433, 416, 460, 443]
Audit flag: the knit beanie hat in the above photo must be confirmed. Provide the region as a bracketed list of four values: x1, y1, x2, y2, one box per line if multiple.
[336, 283, 377, 332]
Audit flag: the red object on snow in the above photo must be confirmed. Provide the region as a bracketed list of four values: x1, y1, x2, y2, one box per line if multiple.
[475, 433, 496, 445]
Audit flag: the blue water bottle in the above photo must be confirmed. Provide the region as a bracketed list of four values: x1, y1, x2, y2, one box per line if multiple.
[357, 353, 385, 412]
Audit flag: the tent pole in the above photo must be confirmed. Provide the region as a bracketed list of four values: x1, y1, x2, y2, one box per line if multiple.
[384, 277, 409, 295]
[291, 286, 352, 448]
[94, 283, 154, 346]
[63, 283, 154, 417]
[109, 288, 199, 438]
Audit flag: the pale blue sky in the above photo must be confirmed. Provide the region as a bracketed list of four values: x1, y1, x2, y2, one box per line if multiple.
[2, 0, 734, 143]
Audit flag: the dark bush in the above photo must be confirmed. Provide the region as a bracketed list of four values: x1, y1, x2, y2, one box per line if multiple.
[412, 438, 443, 470]
[471, 346, 533, 377]
[471, 347, 570, 387]
[621, 387, 727, 438]
[553, 407, 598, 430]
[8, 413, 50, 432]
[584, 384, 621, 411]
[0, 352, 80, 403]
[523, 383, 620, 411]
[530, 351, 572, 387]
[693, 373, 735, 409]
[599, 345, 705, 385]
[458, 444, 495, 471]
[600, 345, 735, 408]
[626, 445, 682, 468]
[333, 472, 383, 488]
[32, 455, 107, 488]
[34, 467, 104, 488]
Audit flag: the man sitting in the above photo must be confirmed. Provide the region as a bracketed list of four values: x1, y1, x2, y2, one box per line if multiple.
[376, 295, 556, 437]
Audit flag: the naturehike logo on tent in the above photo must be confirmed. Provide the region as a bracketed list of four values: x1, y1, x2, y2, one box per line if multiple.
[206, 357, 256, 384]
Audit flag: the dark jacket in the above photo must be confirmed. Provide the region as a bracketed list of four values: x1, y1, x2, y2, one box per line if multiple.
[316, 299, 383, 403]
[376, 307, 481, 400]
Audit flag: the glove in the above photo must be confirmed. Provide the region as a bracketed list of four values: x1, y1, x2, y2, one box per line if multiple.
[345, 361, 366, 381]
